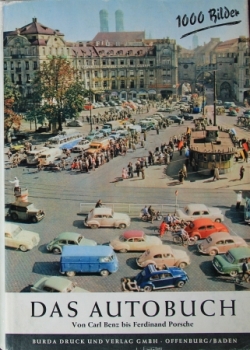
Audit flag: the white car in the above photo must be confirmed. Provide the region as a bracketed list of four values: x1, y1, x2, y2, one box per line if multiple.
[71, 139, 90, 152]
[31, 276, 90, 293]
[176, 204, 224, 222]
[5, 222, 40, 251]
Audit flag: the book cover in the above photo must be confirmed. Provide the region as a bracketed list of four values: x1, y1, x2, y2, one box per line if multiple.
[1, 0, 250, 349]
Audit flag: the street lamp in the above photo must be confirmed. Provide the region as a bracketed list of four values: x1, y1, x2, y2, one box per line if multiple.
[89, 89, 93, 132]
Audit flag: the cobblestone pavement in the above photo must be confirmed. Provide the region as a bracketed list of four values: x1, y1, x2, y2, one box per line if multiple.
[4, 104, 250, 293]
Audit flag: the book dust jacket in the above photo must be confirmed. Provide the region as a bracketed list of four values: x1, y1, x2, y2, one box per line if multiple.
[0, 0, 250, 349]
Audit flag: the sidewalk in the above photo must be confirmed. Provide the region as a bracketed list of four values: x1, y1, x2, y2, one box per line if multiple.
[115, 151, 250, 191]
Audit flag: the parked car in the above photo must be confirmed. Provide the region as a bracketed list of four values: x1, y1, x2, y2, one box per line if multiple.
[176, 204, 224, 222]
[7, 201, 45, 223]
[11, 132, 29, 141]
[10, 141, 26, 153]
[198, 232, 248, 256]
[180, 113, 194, 121]
[66, 120, 83, 127]
[5, 222, 40, 252]
[244, 197, 250, 224]
[137, 245, 190, 269]
[31, 276, 89, 293]
[228, 110, 238, 116]
[224, 102, 236, 109]
[185, 218, 229, 240]
[110, 230, 162, 253]
[167, 115, 182, 123]
[35, 125, 50, 133]
[126, 264, 189, 291]
[85, 130, 104, 141]
[71, 139, 90, 152]
[212, 247, 250, 277]
[84, 207, 130, 229]
[47, 232, 97, 254]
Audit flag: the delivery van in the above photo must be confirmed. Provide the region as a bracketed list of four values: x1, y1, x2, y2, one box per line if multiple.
[86, 138, 111, 155]
[60, 245, 119, 276]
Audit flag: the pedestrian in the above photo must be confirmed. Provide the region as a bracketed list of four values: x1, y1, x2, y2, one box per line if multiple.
[182, 164, 187, 178]
[213, 166, 220, 181]
[240, 165, 245, 180]
[136, 162, 141, 177]
[156, 126, 159, 135]
[178, 169, 184, 184]
[240, 259, 249, 282]
[141, 165, 145, 179]
[122, 167, 128, 179]
[141, 139, 145, 148]
[9, 177, 20, 191]
[144, 131, 147, 141]
[236, 191, 242, 210]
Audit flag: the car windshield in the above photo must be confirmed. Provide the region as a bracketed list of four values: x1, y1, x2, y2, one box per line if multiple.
[119, 235, 126, 242]
[100, 255, 113, 262]
[225, 251, 235, 264]
[11, 226, 22, 237]
[206, 236, 212, 243]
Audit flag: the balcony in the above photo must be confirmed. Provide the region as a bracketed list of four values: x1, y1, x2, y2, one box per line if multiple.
[16, 68, 22, 73]
[11, 54, 25, 59]
[244, 84, 250, 88]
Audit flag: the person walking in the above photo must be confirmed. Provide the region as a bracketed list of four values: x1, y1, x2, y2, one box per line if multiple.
[239, 165, 245, 180]
[178, 169, 184, 184]
[240, 259, 249, 282]
[182, 164, 187, 178]
[236, 191, 242, 210]
[141, 165, 145, 180]
[213, 166, 220, 181]
[144, 131, 147, 142]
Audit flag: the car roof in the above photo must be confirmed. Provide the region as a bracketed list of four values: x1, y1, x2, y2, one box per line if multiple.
[5, 222, 20, 232]
[11, 202, 33, 207]
[62, 245, 114, 257]
[146, 245, 172, 254]
[228, 247, 250, 258]
[44, 276, 72, 290]
[192, 218, 218, 226]
[55, 232, 81, 240]
[123, 230, 145, 239]
[210, 232, 245, 242]
[92, 208, 113, 215]
[185, 204, 208, 211]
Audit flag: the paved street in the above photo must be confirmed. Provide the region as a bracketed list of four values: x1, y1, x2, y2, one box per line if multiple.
[4, 104, 250, 293]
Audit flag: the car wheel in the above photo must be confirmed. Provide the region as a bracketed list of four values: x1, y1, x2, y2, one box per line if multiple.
[119, 249, 127, 253]
[179, 262, 187, 269]
[229, 270, 238, 277]
[66, 271, 76, 277]
[193, 235, 200, 241]
[215, 218, 221, 223]
[156, 215, 163, 221]
[90, 224, 98, 229]
[173, 235, 182, 244]
[209, 249, 217, 256]
[31, 216, 38, 223]
[11, 213, 18, 221]
[19, 245, 28, 252]
[143, 285, 153, 292]
[118, 223, 126, 229]
[177, 280, 185, 288]
[100, 269, 109, 276]
[52, 247, 61, 254]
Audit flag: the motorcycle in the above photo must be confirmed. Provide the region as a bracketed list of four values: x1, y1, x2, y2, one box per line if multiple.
[172, 230, 195, 246]
[140, 209, 163, 222]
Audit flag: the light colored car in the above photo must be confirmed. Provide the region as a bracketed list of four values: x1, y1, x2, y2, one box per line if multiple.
[46, 232, 97, 254]
[137, 245, 190, 269]
[71, 139, 90, 152]
[110, 230, 162, 253]
[85, 130, 104, 140]
[176, 204, 224, 222]
[84, 207, 130, 229]
[66, 120, 83, 127]
[31, 276, 89, 293]
[5, 222, 40, 252]
[198, 232, 248, 256]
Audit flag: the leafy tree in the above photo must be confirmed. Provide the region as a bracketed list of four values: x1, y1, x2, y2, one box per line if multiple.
[4, 75, 22, 141]
[32, 56, 88, 130]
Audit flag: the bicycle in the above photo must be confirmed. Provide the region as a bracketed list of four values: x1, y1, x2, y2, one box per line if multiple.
[234, 272, 250, 284]
[172, 231, 196, 246]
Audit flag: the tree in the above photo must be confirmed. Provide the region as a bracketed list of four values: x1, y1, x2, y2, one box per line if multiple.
[4, 75, 22, 141]
[32, 56, 88, 130]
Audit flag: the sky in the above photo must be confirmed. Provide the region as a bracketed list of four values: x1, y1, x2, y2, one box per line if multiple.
[2, 0, 249, 49]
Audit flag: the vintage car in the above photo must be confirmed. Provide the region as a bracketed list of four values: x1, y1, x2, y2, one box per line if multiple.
[123, 264, 189, 292]
[137, 245, 190, 269]
[71, 139, 90, 152]
[84, 207, 130, 229]
[110, 230, 162, 253]
[228, 109, 238, 116]
[198, 232, 248, 256]
[5, 222, 40, 252]
[7, 201, 45, 223]
[185, 218, 229, 240]
[85, 130, 104, 141]
[10, 141, 26, 153]
[66, 120, 83, 127]
[176, 204, 224, 222]
[31, 276, 89, 293]
[47, 232, 97, 254]
[244, 197, 250, 224]
[212, 247, 250, 277]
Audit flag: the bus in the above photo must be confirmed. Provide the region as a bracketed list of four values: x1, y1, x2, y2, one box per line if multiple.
[26, 147, 49, 165]
[47, 129, 83, 150]
[37, 148, 62, 166]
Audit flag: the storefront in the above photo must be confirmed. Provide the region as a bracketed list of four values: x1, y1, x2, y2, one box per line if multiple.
[148, 89, 156, 100]
[138, 90, 148, 99]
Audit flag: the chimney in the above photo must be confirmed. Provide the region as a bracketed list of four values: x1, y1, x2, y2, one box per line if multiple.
[32, 18, 37, 23]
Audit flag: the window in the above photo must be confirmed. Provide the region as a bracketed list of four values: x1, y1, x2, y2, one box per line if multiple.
[225, 240, 234, 244]
[103, 80, 108, 88]
[140, 70, 144, 77]
[111, 81, 116, 89]
[42, 48, 45, 55]
[120, 70, 125, 77]
[33, 61, 37, 70]
[130, 60, 134, 65]
[95, 82, 99, 87]
[149, 60, 154, 66]
[130, 70, 134, 77]
[207, 225, 215, 230]
[94, 71, 98, 77]
[86, 71, 90, 78]
[149, 70, 154, 77]
[198, 226, 206, 230]
[103, 71, 107, 78]
[120, 80, 125, 88]
[120, 60, 124, 65]
[193, 211, 200, 216]
[4, 62, 7, 70]
[25, 62, 29, 70]
[140, 79, 144, 88]
[130, 81, 135, 88]
[11, 62, 14, 70]
[139, 60, 143, 65]
[26, 74, 30, 83]
[11, 74, 14, 83]
[111, 60, 115, 65]
[246, 69, 249, 75]
[102, 60, 106, 65]
[94, 60, 98, 65]
[111, 71, 115, 77]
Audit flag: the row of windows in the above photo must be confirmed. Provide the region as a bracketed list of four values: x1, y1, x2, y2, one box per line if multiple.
[4, 61, 37, 70]
[78, 59, 155, 66]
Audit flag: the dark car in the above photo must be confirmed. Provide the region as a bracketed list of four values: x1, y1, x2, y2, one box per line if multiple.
[7, 201, 45, 223]
[35, 126, 50, 133]
[11, 132, 29, 141]
[141, 124, 155, 132]
[128, 264, 189, 292]
[168, 115, 182, 123]
[180, 113, 194, 121]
